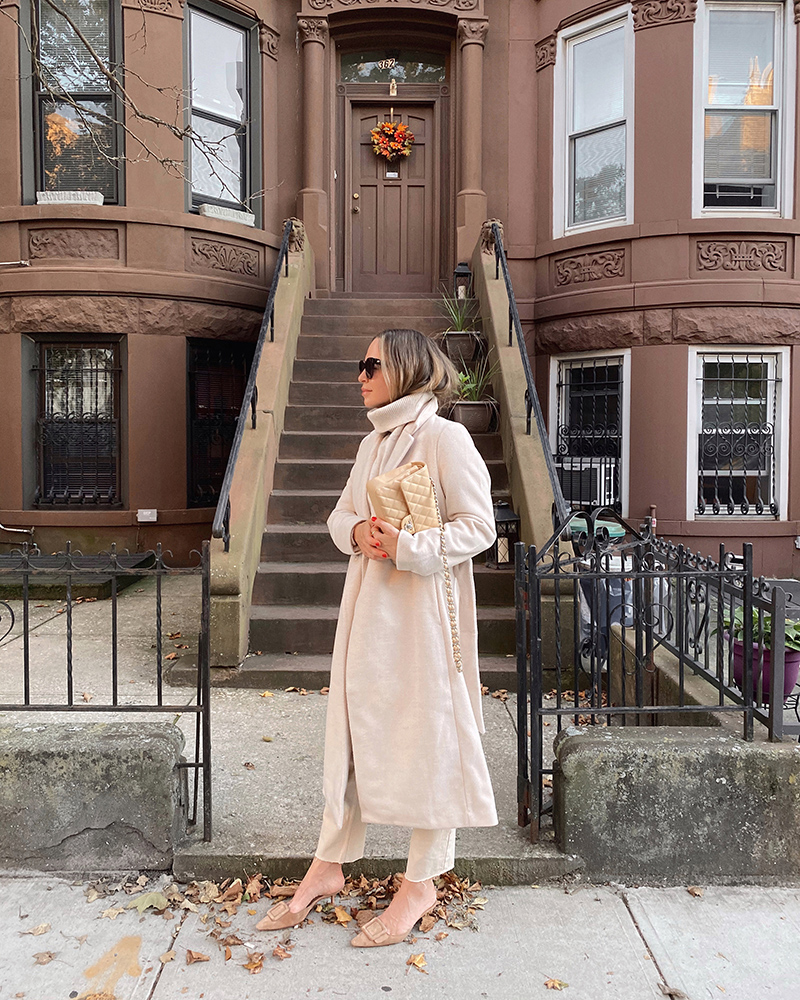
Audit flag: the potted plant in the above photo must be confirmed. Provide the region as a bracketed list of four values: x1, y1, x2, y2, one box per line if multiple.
[437, 288, 483, 367]
[449, 356, 499, 434]
[719, 605, 800, 702]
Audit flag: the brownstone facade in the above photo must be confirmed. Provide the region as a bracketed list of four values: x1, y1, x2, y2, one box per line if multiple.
[1, 0, 799, 575]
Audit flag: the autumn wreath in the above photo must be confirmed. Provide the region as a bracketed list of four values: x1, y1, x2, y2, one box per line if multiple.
[370, 121, 415, 162]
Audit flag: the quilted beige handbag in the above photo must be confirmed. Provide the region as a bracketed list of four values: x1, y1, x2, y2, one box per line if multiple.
[366, 462, 462, 672]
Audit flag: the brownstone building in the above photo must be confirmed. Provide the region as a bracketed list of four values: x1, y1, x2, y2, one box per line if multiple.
[1, 0, 800, 581]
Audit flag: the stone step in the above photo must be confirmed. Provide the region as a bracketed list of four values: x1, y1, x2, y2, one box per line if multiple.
[288, 381, 364, 406]
[295, 336, 379, 361]
[273, 457, 509, 492]
[267, 490, 340, 525]
[304, 297, 447, 316]
[248, 604, 515, 656]
[171, 652, 519, 692]
[252, 560, 515, 606]
[301, 315, 446, 336]
[261, 524, 346, 562]
[292, 359, 357, 382]
[284, 405, 370, 432]
[278, 429, 504, 461]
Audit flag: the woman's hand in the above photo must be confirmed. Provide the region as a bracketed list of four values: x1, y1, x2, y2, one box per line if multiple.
[353, 519, 387, 560]
[370, 517, 400, 562]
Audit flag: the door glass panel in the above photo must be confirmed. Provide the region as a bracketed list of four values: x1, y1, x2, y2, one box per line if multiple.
[572, 26, 624, 132]
[340, 50, 446, 83]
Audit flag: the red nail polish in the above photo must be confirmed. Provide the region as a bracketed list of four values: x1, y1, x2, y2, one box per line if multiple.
[371, 517, 377, 522]
[382, 553, 388, 558]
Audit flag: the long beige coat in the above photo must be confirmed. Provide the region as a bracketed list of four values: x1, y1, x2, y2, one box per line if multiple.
[324, 390, 498, 830]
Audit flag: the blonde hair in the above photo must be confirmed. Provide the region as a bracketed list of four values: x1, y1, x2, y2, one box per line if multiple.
[378, 328, 459, 405]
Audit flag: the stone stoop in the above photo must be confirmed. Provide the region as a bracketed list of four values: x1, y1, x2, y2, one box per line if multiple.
[228, 297, 516, 689]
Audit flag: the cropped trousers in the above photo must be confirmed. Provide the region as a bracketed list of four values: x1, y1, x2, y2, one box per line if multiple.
[315, 759, 455, 882]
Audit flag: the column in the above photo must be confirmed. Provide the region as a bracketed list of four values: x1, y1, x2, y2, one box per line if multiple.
[456, 17, 489, 262]
[259, 23, 280, 234]
[297, 16, 329, 290]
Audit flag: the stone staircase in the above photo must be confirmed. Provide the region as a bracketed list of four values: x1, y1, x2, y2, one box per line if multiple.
[231, 296, 516, 688]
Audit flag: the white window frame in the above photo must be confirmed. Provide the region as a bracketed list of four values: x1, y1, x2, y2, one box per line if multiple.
[548, 349, 632, 517]
[692, 0, 795, 218]
[553, 6, 635, 240]
[686, 346, 790, 520]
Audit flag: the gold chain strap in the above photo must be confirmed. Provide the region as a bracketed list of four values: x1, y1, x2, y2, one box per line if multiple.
[430, 481, 462, 673]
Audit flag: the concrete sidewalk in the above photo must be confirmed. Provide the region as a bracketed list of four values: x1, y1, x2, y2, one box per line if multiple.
[1, 875, 798, 1000]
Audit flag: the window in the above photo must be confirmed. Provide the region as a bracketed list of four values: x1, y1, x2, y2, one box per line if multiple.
[694, 352, 784, 516]
[551, 353, 630, 514]
[33, 0, 120, 202]
[697, 1, 793, 213]
[555, 12, 633, 235]
[187, 340, 253, 507]
[35, 342, 121, 506]
[340, 50, 447, 83]
[187, 6, 254, 210]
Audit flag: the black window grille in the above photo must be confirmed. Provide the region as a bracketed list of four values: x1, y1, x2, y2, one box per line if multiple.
[696, 353, 780, 516]
[554, 357, 624, 512]
[34, 0, 119, 202]
[35, 342, 121, 506]
[187, 340, 253, 508]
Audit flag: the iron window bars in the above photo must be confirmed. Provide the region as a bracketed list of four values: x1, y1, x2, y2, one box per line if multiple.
[33, 0, 120, 202]
[696, 352, 779, 516]
[554, 357, 624, 513]
[34, 341, 122, 507]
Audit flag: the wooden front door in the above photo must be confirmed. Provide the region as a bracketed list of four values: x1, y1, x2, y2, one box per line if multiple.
[350, 104, 436, 293]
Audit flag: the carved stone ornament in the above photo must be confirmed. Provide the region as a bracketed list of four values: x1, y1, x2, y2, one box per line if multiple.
[139, 0, 172, 11]
[555, 249, 626, 286]
[259, 24, 279, 58]
[458, 18, 488, 44]
[480, 218, 504, 255]
[632, 0, 697, 31]
[28, 228, 120, 260]
[306, 0, 480, 10]
[696, 240, 787, 272]
[191, 238, 259, 276]
[795, 0, 800, 23]
[535, 35, 557, 72]
[298, 16, 328, 44]
[284, 218, 306, 253]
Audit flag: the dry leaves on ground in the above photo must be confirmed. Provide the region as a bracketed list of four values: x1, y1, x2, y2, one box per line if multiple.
[260, 691, 274, 698]
[406, 953, 427, 974]
[159, 950, 175, 964]
[272, 943, 294, 961]
[127, 892, 168, 914]
[100, 907, 125, 920]
[243, 762, 256, 770]
[19, 923, 50, 936]
[544, 978, 569, 990]
[687, 886, 704, 898]
[186, 950, 209, 964]
[245, 950, 266, 972]
[32, 952, 56, 966]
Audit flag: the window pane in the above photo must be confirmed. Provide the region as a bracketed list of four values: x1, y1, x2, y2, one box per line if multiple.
[572, 26, 624, 133]
[571, 124, 626, 225]
[191, 114, 242, 202]
[38, 0, 111, 94]
[190, 10, 245, 121]
[41, 100, 116, 199]
[704, 109, 773, 180]
[708, 9, 775, 108]
[340, 49, 446, 83]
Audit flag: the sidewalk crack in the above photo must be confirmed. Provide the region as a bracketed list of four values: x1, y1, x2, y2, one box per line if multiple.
[145, 908, 188, 1000]
[619, 891, 690, 1000]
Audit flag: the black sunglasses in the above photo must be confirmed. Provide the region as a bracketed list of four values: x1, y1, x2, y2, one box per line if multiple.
[358, 357, 382, 379]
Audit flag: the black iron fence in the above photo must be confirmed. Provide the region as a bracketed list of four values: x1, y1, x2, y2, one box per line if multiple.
[516, 509, 800, 839]
[0, 541, 212, 840]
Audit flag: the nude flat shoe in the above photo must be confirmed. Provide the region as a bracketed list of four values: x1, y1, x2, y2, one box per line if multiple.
[350, 904, 437, 948]
[255, 891, 337, 932]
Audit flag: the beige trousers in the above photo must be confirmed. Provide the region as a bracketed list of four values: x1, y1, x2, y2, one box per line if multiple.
[316, 760, 455, 882]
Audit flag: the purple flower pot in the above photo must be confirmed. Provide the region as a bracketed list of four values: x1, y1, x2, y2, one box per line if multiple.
[731, 639, 800, 703]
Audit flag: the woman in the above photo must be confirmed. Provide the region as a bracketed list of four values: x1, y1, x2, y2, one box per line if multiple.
[257, 329, 498, 947]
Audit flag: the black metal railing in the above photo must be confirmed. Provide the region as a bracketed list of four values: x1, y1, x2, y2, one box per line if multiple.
[491, 222, 570, 526]
[0, 541, 212, 840]
[516, 509, 799, 839]
[212, 218, 294, 551]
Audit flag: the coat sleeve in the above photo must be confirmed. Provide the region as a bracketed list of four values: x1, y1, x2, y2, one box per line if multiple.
[327, 437, 370, 556]
[394, 421, 496, 576]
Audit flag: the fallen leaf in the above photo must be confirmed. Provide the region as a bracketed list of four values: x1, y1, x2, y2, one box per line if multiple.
[127, 892, 169, 914]
[186, 950, 210, 964]
[85, 888, 101, 903]
[284, 686, 299, 692]
[215, 917, 232, 927]
[246, 950, 266, 972]
[658, 986, 689, 999]
[406, 953, 427, 974]
[100, 907, 125, 920]
[136, 875, 148, 886]
[687, 886, 704, 898]
[434, 931, 448, 941]
[544, 978, 569, 991]
[222, 934, 244, 948]
[243, 762, 256, 770]
[419, 913, 438, 933]
[225, 946, 232, 962]
[717, 988, 726, 994]
[159, 950, 175, 964]
[163, 911, 174, 921]
[260, 691, 274, 698]
[20, 923, 50, 936]
[82, 692, 93, 702]
[216, 879, 243, 903]
[262, 736, 273, 742]
[168, 631, 182, 639]
[180, 900, 199, 912]
[247, 908, 257, 915]
[491, 688, 509, 702]
[32, 952, 56, 965]
[244, 874, 264, 901]
[165, 652, 179, 661]
[471, 897, 488, 909]
[320, 687, 330, 695]
[174, 643, 189, 649]
[333, 906, 353, 925]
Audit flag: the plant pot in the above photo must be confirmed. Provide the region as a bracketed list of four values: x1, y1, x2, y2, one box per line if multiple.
[441, 330, 483, 367]
[731, 638, 800, 702]
[449, 400, 496, 434]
